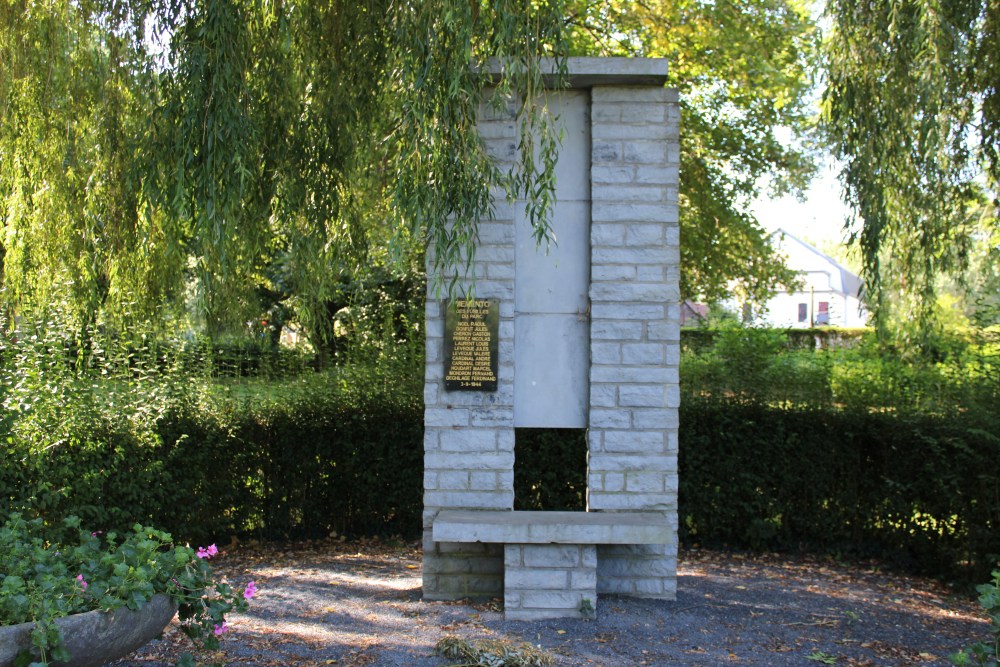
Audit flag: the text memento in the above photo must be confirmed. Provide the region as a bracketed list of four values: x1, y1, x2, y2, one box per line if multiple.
[444, 299, 499, 391]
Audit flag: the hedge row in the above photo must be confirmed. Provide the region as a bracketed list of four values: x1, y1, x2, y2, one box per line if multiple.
[680, 400, 1000, 582]
[0, 381, 423, 545]
[3, 371, 997, 582]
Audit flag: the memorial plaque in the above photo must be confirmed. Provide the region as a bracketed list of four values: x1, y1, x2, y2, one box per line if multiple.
[444, 299, 499, 391]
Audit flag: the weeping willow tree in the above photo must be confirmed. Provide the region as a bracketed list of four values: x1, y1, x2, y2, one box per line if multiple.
[0, 0, 567, 345]
[824, 0, 1000, 346]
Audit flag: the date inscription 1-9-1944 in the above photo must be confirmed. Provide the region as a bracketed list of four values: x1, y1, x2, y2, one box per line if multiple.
[444, 299, 499, 392]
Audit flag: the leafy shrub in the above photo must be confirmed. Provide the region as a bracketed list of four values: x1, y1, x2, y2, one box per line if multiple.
[0, 514, 253, 666]
[0, 312, 425, 544]
[952, 570, 1000, 666]
[514, 429, 587, 511]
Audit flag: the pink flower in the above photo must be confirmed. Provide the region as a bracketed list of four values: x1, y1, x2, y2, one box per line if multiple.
[76, 574, 88, 590]
[243, 581, 257, 600]
[196, 544, 218, 559]
[213, 622, 228, 636]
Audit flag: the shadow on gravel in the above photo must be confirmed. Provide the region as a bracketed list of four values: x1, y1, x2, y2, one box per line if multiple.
[109, 542, 990, 667]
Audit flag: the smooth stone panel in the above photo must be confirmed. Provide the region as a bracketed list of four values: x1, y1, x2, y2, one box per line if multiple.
[513, 314, 588, 427]
[432, 510, 672, 545]
[515, 201, 591, 315]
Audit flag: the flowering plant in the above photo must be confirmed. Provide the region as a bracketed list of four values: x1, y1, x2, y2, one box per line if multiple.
[0, 513, 256, 666]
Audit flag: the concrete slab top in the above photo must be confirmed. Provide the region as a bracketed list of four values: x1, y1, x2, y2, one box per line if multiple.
[480, 57, 669, 88]
[432, 510, 672, 545]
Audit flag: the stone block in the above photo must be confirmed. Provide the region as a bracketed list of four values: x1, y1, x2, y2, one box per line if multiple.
[588, 492, 674, 511]
[592, 246, 674, 266]
[626, 223, 667, 246]
[424, 383, 440, 406]
[592, 141, 621, 162]
[591, 430, 666, 456]
[594, 122, 674, 142]
[589, 409, 631, 429]
[625, 472, 666, 493]
[591, 222, 627, 246]
[425, 408, 471, 428]
[590, 281, 677, 303]
[592, 87, 672, 104]
[618, 385, 665, 408]
[590, 320, 643, 341]
[590, 384, 617, 408]
[591, 342, 622, 365]
[623, 141, 667, 164]
[424, 471, 438, 490]
[634, 164, 680, 186]
[632, 409, 680, 430]
[437, 470, 470, 491]
[589, 303, 666, 321]
[438, 430, 499, 452]
[621, 105, 667, 123]
[648, 320, 681, 342]
[621, 343, 664, 365]
[591, 264, 636, 281]
[588, 453, 676, 473]
[592, 202, 675, 224]
[506, 568, 569, 590]
[571, 569, 598, 590]
[520, 590, 587, 611]
[591, 165, 635, 184]
[590, 366, 673, 383]
[524, 544, 582, 567]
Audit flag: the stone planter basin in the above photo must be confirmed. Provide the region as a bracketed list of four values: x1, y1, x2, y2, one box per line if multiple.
[0, 594, 176, 667]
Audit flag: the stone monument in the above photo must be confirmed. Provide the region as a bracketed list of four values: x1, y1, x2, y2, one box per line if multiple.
[423, 57, 680, 620]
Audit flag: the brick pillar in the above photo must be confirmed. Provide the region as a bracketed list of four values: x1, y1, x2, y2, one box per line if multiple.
[422, 98, 518, 600]
[587, 86, 681, 599]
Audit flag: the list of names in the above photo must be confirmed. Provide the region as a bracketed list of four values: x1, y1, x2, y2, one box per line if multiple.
[444, 299, 498, 391]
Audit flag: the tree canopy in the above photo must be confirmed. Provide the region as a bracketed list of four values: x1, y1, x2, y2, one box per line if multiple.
[565, 0, 820, 305]
[823, 0, 1000, 340]
[1, 0, 823, 344]
[0, 0, 567, 342]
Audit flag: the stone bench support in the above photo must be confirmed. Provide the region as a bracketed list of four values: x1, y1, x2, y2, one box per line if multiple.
[432, 510, 671, 620]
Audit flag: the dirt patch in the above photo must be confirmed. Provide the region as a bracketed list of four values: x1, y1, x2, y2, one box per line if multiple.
[108, 539, 990, 666]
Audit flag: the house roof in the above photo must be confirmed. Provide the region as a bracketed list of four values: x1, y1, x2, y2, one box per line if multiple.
[772, 229, 865, 298]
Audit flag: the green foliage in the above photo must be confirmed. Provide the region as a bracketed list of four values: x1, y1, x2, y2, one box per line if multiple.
[565, 0, 818, 304]
[952, 570, 1000, 666]
[0, 308, 425, 543]
[823, 0, 1000, 344]
[0, 0, 568, 336]
[513, 429, 586, 511]
[0, 514, 251, 666]
[679, 326, 1000, 582]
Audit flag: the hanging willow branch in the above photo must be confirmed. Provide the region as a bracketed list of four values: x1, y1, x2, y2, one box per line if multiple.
[0, 0, 568, 336]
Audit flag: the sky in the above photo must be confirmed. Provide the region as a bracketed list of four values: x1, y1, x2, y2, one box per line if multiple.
[751, 162, 852, 247]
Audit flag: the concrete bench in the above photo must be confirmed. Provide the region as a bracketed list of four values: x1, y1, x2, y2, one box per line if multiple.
[432, 510, 671, 620]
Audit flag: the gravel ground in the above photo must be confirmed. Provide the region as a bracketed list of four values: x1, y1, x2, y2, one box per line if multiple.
[108, 538, 990, 667]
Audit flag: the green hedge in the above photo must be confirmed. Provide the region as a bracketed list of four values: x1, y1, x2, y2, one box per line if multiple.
[0, 371, 424, 545]
[681, 400, 1000, 581]
[3, 320, 998, 583]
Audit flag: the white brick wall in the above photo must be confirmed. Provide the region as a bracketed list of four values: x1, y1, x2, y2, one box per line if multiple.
[424, 67, 680, 604]
[588, 86, 680, 599]
[422, 96, 518, 601]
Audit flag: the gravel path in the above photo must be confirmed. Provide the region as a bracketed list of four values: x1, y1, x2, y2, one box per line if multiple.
[109, 538, 990, 666]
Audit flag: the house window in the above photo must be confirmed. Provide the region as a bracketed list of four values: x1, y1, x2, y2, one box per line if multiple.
[816, 301, 830, 325]
[798, 303, 808, 323]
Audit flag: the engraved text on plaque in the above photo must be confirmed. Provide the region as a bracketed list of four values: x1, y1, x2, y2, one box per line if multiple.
[444, 299, 499, 391]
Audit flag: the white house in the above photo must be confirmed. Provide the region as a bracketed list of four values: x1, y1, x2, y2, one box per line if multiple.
[758, 230, 867, 328]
